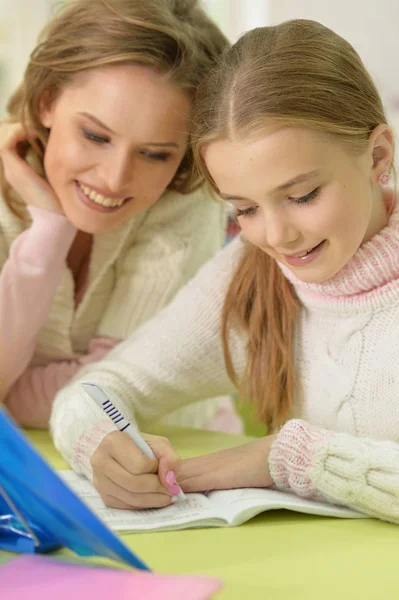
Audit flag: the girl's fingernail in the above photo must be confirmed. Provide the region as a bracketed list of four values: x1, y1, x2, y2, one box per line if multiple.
[168, 484, 182, 496]
[166, 471, 176, 486]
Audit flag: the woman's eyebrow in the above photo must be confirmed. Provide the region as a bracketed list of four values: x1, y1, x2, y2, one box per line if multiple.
[78, 111, 180, 148]
[78, 111, 115, 133]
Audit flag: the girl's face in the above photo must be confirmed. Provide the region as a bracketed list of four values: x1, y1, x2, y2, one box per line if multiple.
[40, 64, 191, 233]
[204, 127, 390, 283]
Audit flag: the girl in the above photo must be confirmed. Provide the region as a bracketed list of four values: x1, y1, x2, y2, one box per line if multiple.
[50, 19, 399, 523]
[0, 0, 242, 433]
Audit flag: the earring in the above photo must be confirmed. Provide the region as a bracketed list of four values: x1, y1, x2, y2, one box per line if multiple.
[379, 171, 391, 185]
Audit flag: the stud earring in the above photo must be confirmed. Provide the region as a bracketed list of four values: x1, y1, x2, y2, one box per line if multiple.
[379, 171, 391, 185]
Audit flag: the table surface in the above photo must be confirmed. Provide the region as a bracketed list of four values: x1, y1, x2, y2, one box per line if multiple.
[2, 426, 399, 599]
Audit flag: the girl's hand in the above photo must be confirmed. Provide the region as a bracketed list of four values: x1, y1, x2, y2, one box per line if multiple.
[176, 435, 277, 493]
[0, 122, 63, 214]
[90, 431, 182, 509]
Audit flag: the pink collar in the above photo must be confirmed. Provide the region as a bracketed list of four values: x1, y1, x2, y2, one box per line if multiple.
[279, 194, 399, 301]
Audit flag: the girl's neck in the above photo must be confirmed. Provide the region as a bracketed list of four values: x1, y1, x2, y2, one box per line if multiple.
[363, 186, 391, 243]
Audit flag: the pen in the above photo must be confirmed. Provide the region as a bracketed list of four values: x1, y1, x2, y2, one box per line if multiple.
[81, 382, 186, 501]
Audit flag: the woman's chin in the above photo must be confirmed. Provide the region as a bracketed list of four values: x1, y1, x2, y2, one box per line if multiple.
[60, 204, 127, 234]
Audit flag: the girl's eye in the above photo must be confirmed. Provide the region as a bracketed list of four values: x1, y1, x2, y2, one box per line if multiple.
[234, 206, 258, 218]
[82, 128, 110, 145]
[289, 186, 321, 205]
[141, 150, 171, 162]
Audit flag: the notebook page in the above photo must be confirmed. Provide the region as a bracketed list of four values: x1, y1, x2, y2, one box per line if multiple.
[59, 471, 223, 532]
[207, 487, 366, 525]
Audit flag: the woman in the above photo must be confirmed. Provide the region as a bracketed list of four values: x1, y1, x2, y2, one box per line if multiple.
[0, 0, 242, 433]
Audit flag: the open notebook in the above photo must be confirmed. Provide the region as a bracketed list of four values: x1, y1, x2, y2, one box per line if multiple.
[60, 470, 366, 533]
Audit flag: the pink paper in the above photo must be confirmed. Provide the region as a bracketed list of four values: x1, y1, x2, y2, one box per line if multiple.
[1, 556, 223, 600]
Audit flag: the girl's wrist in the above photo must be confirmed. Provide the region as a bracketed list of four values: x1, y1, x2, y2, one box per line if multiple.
[268, 419, 332, 497]
[261, 434, 277, 487]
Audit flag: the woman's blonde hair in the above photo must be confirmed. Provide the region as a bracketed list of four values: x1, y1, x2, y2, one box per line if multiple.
[192, 19, 394, 430]
[2, 0, 228, 213]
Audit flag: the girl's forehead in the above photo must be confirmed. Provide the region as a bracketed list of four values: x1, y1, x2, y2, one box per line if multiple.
[204, 128, 343, 169]
[203, 128, 362, 198]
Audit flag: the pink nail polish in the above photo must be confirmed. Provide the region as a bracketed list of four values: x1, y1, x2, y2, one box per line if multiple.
[166, 471, 176, 486]
[168, 484, 182, 496]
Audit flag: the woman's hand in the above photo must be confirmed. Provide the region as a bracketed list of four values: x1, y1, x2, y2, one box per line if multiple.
[176, 435, 277, 493]
[90, 430, 183, 509]
[0, 122, 63, 214]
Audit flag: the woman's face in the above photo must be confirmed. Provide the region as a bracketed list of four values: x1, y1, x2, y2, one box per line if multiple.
[41, 64, 191, 233]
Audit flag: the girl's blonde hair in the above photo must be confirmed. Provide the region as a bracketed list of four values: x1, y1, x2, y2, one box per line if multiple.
[2, 0, 228, 213]
[192, 19, 394, 430]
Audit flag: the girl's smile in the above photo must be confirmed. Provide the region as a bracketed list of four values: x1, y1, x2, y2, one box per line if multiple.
[282, 240, 326, 267]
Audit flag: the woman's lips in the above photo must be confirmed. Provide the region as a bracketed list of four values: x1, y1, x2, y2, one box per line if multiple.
[75, 181, 131, 214]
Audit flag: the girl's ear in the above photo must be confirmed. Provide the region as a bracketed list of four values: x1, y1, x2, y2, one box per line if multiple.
[368, 124, 394, 184]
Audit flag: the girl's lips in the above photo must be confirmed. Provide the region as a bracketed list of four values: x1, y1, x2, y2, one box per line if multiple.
[283, 240, 326, 267]
[74, 181, 131, 214]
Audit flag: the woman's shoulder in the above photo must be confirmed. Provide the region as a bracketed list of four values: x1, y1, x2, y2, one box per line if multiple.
[185, 233, 247, 292]
[141, 184, 226, 230]
[116, 184, 227, 259]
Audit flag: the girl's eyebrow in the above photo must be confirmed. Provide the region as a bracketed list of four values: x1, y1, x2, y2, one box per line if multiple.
[275, 169, 321, 192]
[220, 169, 321, 202]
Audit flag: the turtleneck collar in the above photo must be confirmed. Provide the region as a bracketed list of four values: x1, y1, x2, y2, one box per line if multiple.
[278, 193, 399, 312]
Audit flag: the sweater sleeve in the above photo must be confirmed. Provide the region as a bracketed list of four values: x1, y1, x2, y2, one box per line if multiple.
[269, 419, 399, 524]
[50, 235, 247, 479]
[4, 337, 119, 429]
[0, 207, 76, 400]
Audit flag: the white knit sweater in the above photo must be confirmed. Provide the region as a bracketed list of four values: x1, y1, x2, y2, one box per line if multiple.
[51, 202, 399, 524]
[0, 186, 228, 428]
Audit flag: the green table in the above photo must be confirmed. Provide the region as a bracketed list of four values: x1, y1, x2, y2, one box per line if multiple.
[1, 426, 398, 599]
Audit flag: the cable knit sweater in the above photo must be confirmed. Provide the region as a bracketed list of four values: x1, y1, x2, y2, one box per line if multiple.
[50, 201, 399, 525]
[0, 186, 230, 429]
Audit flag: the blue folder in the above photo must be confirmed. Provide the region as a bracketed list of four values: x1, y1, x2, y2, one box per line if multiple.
[0, 408, 149, 570]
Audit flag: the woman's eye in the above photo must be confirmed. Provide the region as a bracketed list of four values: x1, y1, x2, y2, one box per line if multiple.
[289, 186, 321, 205]
[234, 206, 258, 218]
[141, 150, 171, 162]
[82, 128, 110, 145]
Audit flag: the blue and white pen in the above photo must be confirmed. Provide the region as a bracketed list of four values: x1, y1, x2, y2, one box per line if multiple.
[81, 382, 186, 501]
